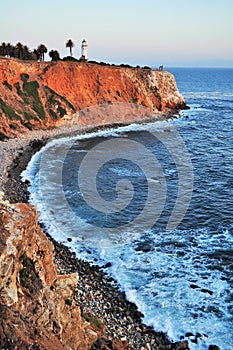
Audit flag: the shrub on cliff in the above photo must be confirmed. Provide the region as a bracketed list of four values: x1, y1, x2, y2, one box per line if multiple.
[120, 63, 133, 68]
[3, 80, 12, 90]
[63, 56, 78, 62]
[15, 78, 46, 120]
[88, 60, 99, 65]
[49, 50, 60, 61]
[99, 61, 109, 66]
[0, 97, 21, 120]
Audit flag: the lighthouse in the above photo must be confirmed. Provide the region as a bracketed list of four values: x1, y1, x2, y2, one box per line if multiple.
[81, 39, 88, 61]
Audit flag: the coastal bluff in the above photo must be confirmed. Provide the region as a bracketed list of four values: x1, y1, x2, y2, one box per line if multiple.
[0, 58, 191, 349]
[0, 58, 188, 139]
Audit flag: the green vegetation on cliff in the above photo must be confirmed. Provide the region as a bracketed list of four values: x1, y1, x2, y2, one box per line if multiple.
[15, 75, 46, 120]
[45, 86, 75, 111]
[0, 97, 21, 120]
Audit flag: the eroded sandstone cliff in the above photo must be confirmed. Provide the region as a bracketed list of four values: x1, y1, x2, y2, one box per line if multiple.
[0, 192, 97, 349]
[0, 58, 187, 139]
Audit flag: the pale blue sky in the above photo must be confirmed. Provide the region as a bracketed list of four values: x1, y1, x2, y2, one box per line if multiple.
[1, 0, 233, 67]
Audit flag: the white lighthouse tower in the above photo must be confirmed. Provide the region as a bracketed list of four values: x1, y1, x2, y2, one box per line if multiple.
[81, 39, 88, 61]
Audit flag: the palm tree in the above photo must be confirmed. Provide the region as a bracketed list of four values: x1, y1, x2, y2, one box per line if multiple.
[37, 44, 48, 61]
[15, 42, 25, 60]
[0, 42, 7, 56]
[66, 39, 74, 57]
[22, 45, 31, 60]
[6, 43, 14, 57]
[33, 49, 40, 61]
[49, 50, 60, 61]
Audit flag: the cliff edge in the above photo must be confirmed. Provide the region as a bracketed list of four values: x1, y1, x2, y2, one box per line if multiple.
[0, 192, 97, 349]
[0, 58, 188, 139]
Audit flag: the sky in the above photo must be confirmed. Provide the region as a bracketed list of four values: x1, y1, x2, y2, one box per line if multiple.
[0, 0, 233, 67]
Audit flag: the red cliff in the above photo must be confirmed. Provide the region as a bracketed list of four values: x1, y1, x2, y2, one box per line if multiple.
[0, 58, 187, 139]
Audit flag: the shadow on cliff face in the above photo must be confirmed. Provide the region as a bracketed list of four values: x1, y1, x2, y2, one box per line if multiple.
[19, 253, 43, 295]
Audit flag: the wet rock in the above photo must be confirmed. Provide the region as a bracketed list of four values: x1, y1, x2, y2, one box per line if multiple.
[185, 332, 194, 337]
[190, 284, 200, 289]
[201, 288, 213, 295]
[135, 240, 154, 252]
[102, 262, 112, 269]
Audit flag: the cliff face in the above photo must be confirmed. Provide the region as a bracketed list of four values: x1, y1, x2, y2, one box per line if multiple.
[0, 192, 97, 349]
[0, 58, 187, 139]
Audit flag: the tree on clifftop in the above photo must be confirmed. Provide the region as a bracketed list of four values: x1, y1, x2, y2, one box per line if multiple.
[15, 42, 25, 60]
[0, 42, 8, 56]
[6, 43, 14, 57]
[49, 50, 60, 61]
[66, 39, 74, 57]
[37, 44, 47, 61]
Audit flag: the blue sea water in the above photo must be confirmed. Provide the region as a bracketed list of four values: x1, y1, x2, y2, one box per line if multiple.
[22, 68, 233, 350]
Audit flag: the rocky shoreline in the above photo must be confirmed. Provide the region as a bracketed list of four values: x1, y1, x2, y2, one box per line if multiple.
[0, 118, 193, 350]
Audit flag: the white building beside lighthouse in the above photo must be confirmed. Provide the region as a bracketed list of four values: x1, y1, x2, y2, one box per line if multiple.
[81, 39, 88, 61]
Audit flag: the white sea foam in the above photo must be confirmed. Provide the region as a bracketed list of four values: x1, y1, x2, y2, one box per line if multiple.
[97, 227, 233, 350]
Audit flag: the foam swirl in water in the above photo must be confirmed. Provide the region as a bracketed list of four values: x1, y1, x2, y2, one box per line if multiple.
[34, 103, 193, 246]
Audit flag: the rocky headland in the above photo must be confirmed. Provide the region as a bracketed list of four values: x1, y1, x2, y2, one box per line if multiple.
[0, 57, 187, 140]
[0, 57, 193, 349]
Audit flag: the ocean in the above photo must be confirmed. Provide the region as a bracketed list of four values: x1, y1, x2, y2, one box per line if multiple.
[22, 68, 233, 350]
